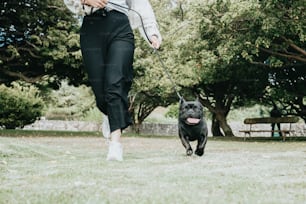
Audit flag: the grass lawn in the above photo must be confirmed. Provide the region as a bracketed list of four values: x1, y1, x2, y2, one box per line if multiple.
[0, 135, 306, 204]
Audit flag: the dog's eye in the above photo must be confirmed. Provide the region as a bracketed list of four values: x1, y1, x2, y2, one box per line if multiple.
[180, 106, 187, 110]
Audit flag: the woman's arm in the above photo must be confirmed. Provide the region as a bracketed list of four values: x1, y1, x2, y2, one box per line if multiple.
[84, 0, 108, 8]
[63, 0, 84, 15]
[63, 0, 107, 15]
[128, 0, 162, 49]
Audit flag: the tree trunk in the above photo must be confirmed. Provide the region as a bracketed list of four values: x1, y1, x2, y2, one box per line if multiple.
[199, 90, 235, 137]
[211, 113, 224, 136]
[131, 122, 141, 134]
[215, 112, 235, 137]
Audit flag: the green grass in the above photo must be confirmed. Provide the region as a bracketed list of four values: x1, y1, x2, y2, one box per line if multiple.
[1, 136, 306, 204]
[0, 129, 101, 137]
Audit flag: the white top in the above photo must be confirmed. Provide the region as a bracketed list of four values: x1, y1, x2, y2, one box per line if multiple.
[63, 0, 162, 44]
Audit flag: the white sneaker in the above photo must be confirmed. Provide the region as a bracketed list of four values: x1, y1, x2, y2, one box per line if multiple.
[102, 115, 110, 139]
[106, 141, 123, 161]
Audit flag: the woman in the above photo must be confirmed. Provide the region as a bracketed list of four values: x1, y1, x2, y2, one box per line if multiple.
[64, 0, 162, 161]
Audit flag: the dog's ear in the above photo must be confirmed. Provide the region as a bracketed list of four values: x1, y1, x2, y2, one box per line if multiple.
[179, 97, 185, 104]
[195, 96, 200, 102]
[195, 96, 203, 108]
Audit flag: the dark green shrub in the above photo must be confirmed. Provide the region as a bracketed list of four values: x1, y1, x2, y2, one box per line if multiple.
[0, 82, 44, 129]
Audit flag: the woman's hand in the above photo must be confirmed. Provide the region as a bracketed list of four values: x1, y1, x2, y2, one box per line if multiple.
[150, 35, 161, 49]
[85, 0, 108, 8]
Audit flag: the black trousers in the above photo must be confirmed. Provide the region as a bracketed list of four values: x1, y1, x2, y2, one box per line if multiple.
[80, 10, 135, 132]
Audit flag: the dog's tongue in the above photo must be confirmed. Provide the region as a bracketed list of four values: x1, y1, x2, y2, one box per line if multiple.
[187, 118, 200, 124]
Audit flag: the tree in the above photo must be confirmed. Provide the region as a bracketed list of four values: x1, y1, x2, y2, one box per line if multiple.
[0, 0, 181, 130]
[167, 0, 305, 136]
[264, 64, 306, 122]
[0, 0, 85, 85]
[240, 0, 306, 68]
[128, 0, 185, 132]
[166, 0, 269, 136]
[241, 0, 306, 123]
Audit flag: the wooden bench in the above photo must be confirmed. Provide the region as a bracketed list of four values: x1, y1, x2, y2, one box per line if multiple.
[239, 117, 299, 141]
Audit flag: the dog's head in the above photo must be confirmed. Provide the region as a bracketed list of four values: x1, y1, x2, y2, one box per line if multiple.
[179, 98, 204, 125]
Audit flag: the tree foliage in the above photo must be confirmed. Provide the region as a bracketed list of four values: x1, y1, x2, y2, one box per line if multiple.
[0, 0, 85, 85]
[166, 0, 305, 136]
[238, 0, 306, 123]
[129, 0, 184, 130]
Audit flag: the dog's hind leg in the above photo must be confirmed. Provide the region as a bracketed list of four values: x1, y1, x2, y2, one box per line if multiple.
[195, 134, 207, 156]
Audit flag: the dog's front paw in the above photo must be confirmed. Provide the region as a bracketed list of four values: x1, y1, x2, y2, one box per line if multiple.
[195, 148, 204, 156]
[186, 149, 193, 156]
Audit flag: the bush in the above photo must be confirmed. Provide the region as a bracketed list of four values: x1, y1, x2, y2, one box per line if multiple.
[165, 103, 179, 119]
[0, 82, 44, 129]
[44, 80, 97, 121]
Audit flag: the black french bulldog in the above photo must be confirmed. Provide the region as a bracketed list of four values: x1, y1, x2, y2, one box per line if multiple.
[178, 98, 208, 156]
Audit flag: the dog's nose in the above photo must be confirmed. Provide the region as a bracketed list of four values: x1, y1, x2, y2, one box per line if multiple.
[187, 110, 194, 115]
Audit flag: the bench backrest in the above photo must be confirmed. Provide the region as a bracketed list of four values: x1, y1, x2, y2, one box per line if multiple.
[244, 117, 299, 124]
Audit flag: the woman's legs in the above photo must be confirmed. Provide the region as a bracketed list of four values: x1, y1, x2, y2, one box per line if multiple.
[105, 40, 134, 134]
[80, 15, 134, 134]
[104, 40, 134, 161]
[80, 11, 134, 161]
[80, 17, 108, 115]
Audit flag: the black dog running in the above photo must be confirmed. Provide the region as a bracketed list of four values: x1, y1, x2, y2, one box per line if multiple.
[178, 98, 208, 156]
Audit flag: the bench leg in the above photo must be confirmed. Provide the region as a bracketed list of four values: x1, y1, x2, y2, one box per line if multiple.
[281, 131, 288, 142]
[244, 132, 251, 141]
